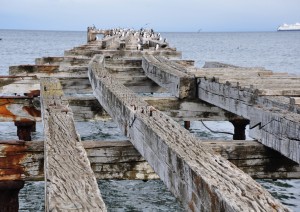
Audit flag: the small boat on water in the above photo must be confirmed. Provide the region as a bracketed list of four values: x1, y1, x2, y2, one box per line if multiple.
[277, 23, 300, 31]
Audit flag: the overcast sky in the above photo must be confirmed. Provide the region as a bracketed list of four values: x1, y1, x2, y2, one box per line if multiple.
[0, 0, 299, 32]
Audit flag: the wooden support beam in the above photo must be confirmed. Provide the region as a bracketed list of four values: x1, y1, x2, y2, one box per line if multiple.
[88, 55, 288, 211]
[143, 96, 241, 121]
[207, 140, 300, 179]
[290, 97, 300, 105]
[40, 78, 106, 211]
[64, 49, 182, 60]
[101, 35, 119, 49]
[0, 140, 158, 181]
[198, 77, 300, 164]
[142, 54, 195, 99]
[35, 56, 91, 66]
[0, 94, 243, 122]
[9, 65, 87, 77]
[1, 140, 299, 181]
[0, 95, 107, 122]
[0, 77, 40, 94]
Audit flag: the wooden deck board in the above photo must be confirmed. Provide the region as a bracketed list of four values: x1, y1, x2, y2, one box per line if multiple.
[40, 78, 106, 211]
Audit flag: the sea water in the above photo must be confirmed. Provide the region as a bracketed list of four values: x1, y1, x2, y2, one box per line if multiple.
[0, 29, 300, 211]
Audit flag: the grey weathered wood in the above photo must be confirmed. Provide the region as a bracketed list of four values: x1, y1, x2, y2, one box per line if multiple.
[35, 56, 91, 66]
[142, 54, 195, 99]
[65, 48, 182, 59]
[206, 140, 300, 179]
[198, 77, 300, 164]
[40, 78, 106, 212]
[0, 140, 158, 181]
[9, 64, 87, 77]
[1, 140, 299, 181]
[89, 55, 288, 212]
[0, 94, 242, 122]
[0, 95, 108, 122]
[143, 96, 241, 121]
[101, 35, 119, 49]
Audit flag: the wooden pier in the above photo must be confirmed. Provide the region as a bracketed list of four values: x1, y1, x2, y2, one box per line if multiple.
[0, 27, 298, 211]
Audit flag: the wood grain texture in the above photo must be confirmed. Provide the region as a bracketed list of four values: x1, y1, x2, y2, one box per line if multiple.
[89, 55, 289, 212]
[197, 77, 300, 164]
[1, 140, 299, 181]
[40, 78, 106, 212]
[142, 54, 195, 99]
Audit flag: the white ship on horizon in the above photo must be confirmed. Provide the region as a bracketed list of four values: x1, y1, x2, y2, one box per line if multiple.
[277, 23, 300, 31]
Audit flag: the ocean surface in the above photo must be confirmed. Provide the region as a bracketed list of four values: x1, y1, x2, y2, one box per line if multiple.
[0, 29, 300, 211]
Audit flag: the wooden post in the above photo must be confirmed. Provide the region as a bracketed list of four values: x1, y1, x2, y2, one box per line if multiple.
[14, 121, 36, 141]
[87, 27, 96, 43]
[230, 119, 250, 140]
[184, 121, 190, 130]
[0, 180, 24, 212]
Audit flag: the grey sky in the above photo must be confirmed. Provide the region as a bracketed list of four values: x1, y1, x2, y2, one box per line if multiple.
[0, 0, 299, 32]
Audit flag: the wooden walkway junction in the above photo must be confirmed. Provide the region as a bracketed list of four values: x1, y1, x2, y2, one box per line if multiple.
[0, 27, 299, 211]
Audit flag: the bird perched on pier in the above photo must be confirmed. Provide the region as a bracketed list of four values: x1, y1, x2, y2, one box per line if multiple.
[137, 44, 142, 50]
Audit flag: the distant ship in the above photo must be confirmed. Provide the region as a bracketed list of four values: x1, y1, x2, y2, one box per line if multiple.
[277, 23, 300, 31]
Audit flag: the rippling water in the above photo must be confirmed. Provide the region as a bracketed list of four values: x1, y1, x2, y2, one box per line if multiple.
[1, 29, 300, 211]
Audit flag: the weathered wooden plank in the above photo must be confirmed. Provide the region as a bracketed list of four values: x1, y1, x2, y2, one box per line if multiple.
[35, 56, 91, 66]
[104, 57, 141, 66]
[40, 78, 106, 211]
[0, 95, 108, 122]
[198, 77, 300, 163]
[88, 55, 288, 211]
[0, 96, 41, 122]
[190, 67, 273, 78]
[65, 48, 182, 59]
[1, 75, 165, 95]
[101, 35, 119, 49]
[1, 140, 299, 181]
[0, 140, 158, 181]
[0, 94, 242, 122]
[9, 64, 87, 77]
[206, 140, 300, 179]
[290, 97, 300, 105]
[143, 96, 241, 121]
[142, 54, 195, 99]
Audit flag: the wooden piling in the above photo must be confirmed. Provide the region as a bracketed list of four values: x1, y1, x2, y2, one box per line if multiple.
[229, 119, 250, 140]
[0, 180, 24, 212]
[14, 121, 35, 141]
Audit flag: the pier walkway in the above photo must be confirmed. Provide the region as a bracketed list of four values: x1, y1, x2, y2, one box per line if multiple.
[0, 27, 298, 211]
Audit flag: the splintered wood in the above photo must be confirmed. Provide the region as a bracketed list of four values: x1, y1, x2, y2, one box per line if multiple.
[40, 78, 106, 212]
[88, 55, 289, 212]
